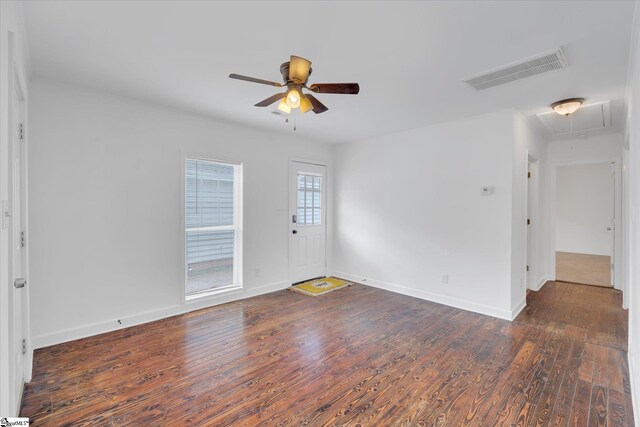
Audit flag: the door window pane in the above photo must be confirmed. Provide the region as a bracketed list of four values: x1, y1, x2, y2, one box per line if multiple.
[296, 174, 322, 225]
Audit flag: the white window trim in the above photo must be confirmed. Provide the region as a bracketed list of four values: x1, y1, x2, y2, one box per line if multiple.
[296, 173, 323, 227]
[181, 154, 243, 302]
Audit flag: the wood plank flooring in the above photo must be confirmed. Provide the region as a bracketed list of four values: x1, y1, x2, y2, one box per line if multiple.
[21, 281, 633, 426]
[556, 251, 612, 288]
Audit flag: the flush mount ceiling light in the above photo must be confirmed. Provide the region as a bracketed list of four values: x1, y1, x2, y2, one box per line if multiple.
[551, 98, 584, 116]
[229, 55, 360, 114]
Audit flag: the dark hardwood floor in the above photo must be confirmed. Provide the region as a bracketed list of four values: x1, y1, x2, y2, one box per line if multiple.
[21, 281, 633, 426]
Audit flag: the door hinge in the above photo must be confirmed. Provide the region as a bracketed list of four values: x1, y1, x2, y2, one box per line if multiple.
[527, 218, 531, 225]
[19, 123, 24, 140]
[526, 265, 530, 272]
[611, 263, 614, 270]
[22, 339, 26, 355]
[527, 171, 531, 179]
[20, 231, 25, 248]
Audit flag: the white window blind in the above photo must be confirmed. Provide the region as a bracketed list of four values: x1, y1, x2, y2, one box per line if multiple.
[185, 158, 241, 297]
[297, 174, 322, 225]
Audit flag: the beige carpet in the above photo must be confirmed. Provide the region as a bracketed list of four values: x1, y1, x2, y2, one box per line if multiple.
[556, 251, 611, 287]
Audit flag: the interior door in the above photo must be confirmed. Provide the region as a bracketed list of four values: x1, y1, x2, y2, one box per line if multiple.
[289, 161, 326, 284]
[11, 82, 26, 406]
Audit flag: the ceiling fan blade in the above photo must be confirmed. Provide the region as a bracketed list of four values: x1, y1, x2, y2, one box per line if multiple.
[289, 55, 312, 83]
[309, 83, 360, 95]
[254, 93, 286, 107]
[305, 94, 329, 114]
[229, 73, 283, 87]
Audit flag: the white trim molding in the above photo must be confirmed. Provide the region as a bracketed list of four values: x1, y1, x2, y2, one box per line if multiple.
[32, 280, 290, 349]
[510, 299, 527, 321]
[530, 276, 550, 292]
[333, 272, 516, 321]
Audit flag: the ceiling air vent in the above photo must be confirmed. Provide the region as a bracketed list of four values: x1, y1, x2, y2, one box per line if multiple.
[463, 48, 568, 91]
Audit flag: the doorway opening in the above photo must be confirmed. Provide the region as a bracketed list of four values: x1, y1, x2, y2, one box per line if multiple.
[554, 162, 615, 287]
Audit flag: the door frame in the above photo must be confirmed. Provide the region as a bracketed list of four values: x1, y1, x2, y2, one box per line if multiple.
[1, 58, 31, 415]
[525, 156, 539, 290]
[12, 66, 31, 400]
[288, 158, 328, 284]
[548, 159, 622, 291]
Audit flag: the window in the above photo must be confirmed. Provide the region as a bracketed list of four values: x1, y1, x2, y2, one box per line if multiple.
[184, 157, 242, 298]
[297, 174, 322, 226]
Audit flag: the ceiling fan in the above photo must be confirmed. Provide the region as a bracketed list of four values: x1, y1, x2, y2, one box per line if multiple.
[229, 55, 359, 114]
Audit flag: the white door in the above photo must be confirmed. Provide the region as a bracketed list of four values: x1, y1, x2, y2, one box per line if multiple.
[289, 161, 326, 284]
[10, 82, 26, 409]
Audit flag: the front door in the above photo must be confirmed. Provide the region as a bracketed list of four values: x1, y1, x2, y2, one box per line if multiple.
[289, 161, 326, 284]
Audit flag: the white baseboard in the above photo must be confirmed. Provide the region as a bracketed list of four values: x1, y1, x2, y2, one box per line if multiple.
[529, 276, 549, 292]
[332, 271, 514, 321]
[32, 280, 290, 349]
[630, 353, 640, 427]
[510, 298, 526, 320]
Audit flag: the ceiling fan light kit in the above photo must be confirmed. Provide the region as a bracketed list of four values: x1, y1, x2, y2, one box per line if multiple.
[551, 97, 584, 116]
[277, 99, 291, 114]
[229, 55, 360, 115]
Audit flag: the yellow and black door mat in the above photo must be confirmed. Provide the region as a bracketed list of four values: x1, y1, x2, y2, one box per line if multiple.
[290, 277, 352, 296]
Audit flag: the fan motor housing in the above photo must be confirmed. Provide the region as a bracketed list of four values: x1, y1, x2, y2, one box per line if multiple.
[280, 62, 312, 84]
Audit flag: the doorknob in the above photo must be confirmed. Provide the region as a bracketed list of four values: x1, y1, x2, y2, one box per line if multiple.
[607, 227, 612, 231]
[292, 230, 298, 234]
[14, 278, 26, 288]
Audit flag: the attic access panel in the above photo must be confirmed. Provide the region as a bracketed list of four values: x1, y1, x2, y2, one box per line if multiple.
[536, 101, 610, 136]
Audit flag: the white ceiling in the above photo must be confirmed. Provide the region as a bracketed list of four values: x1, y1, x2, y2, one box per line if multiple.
[22, 0, 636, 143]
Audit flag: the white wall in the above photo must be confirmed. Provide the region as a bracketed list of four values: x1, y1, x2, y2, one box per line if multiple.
[626, 2, 640, 425]
[546, 133, 624, 288]
[28, 79, 333, 348]
[332, 110, 527, 320]
[548, 133, 624, 164]
[556, 163, 614, 256]
[0, 0, 31, 417]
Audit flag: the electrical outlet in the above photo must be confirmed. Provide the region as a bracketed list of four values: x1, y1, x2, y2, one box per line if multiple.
[442, 274, 449, 284]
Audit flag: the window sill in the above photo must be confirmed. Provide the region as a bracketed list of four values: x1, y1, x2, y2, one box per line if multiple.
[185, 284, 243, 302]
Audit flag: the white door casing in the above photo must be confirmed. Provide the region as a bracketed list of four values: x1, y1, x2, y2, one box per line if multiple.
[10, 80, 27, 412]
[289, 161, 326, 284]
[526, 161, 533, 289]
[609, 162, 616, 286]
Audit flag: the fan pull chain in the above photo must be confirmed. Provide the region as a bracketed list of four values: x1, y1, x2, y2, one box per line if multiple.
[569, 114, 575, 150]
